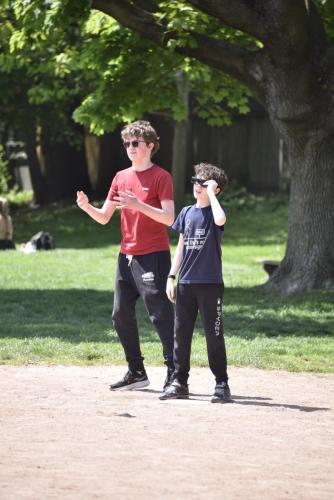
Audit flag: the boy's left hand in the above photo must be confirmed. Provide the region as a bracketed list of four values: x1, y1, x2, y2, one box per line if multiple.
[113, 190, 140, 210]
[166, 278, 175, 303]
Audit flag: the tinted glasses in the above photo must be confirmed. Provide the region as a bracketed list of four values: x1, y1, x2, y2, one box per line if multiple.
[191, 176, 208, 187]
[123, 140, 147, 148]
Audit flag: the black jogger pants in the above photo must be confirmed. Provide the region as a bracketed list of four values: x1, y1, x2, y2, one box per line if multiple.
[173, 283, 228, 385]
[112, 251, 175, 372]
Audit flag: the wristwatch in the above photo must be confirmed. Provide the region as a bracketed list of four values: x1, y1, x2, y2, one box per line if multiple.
[168, 274, 176, 280]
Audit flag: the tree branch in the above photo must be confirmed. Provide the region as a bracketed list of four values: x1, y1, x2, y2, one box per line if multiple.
[91, 0, 263, 93]
[186, 0, 265, 41]
[134, 0, 159, 14]
[184, 33, 261, 91]
[91, 0, 163, 45]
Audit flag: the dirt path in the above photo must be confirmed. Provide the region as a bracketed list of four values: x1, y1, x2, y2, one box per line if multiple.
[0, 365, 333, 500]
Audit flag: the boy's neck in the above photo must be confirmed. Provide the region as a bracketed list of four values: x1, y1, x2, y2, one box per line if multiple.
[195, 199, 211, 208]
[131, 160, 154, 172]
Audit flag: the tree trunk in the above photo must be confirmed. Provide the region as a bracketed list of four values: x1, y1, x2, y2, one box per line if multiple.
[24, 114, 48, 204]
[263, 131, 334, 293]
[84, 127, 124, 199]
[171, 71, 189, 209]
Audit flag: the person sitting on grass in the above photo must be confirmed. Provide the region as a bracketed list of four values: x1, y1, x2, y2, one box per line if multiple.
[160, 162, 231, 403]
[0, 197, 15, 250]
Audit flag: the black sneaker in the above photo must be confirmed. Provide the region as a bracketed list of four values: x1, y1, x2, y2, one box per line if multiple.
[163, 367, 174, 390]
[159, 381, 189, 400]
[211, 382, 232, 403]
[110, 370, 150, 391]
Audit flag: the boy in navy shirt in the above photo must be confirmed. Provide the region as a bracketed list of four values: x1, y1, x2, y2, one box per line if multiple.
[160, 162, 231, 403]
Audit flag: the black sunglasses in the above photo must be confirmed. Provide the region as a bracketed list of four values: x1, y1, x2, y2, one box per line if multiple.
[123, 140, 147, 149]
[191, 176, 208, 187]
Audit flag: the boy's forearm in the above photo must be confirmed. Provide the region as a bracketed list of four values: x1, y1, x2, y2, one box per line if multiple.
[136, 200, 175, 226]
[80, 203, 115, 225]
[209, 193, 226, 226]
[169, 253, 182, 276]
[169, 237, 184, 276]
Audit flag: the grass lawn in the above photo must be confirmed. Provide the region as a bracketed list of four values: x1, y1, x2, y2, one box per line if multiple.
[0, 194, 333, 372]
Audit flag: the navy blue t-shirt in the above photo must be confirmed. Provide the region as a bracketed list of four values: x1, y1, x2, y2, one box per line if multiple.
[172, 204, 224, 284]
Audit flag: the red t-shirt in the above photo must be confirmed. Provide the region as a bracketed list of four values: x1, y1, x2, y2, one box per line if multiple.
[107, 164, 174, 255]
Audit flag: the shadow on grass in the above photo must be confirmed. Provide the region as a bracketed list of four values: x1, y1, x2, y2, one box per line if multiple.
[1, 287, 333, 343]
[224, 287, 334, 338]
[2, 289, 153, 343]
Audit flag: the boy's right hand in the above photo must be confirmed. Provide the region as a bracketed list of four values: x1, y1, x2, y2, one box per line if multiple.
[206, 179, 219, 196]
[166, 278, 175, 303]
[76, 191, 89, 210]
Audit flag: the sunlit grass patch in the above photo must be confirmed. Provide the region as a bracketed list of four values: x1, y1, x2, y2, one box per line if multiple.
[0, 195, 333, 372]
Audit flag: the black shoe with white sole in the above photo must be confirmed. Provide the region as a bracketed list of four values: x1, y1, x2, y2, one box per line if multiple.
[110, 370, 150, 391]
[159, 381, 189, 400]
[211, 382, 232, 403]
[163, 367, 174, 391]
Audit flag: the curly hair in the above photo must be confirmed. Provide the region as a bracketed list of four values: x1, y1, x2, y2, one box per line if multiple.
[194, 162, 228, 193]
[121, 120, 160, 156]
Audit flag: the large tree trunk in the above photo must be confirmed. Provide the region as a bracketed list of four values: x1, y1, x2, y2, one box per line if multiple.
[264, 128, 334, 293]
[259, 10, 334, 292]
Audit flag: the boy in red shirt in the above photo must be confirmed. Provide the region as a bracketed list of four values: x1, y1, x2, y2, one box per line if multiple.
[77, 121, 175, 390]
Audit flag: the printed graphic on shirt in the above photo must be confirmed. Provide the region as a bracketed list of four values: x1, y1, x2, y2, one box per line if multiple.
[184, 226, 207, 251]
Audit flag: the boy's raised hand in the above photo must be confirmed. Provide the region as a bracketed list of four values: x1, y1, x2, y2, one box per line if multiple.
[76, 190, 89, 210]
[166, 278, 175, 303]
[205, 179, 219, 195]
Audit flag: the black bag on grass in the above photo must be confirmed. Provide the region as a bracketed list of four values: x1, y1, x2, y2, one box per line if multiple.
[30, 231, 55, 250]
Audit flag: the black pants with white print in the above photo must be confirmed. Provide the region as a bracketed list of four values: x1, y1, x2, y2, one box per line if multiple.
[173, 283, 228, 385]
[112, 251, 175, 373]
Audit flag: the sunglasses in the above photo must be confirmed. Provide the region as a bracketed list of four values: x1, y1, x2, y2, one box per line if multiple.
[123, 140, 147, 149]
[191, 176, 208, 187]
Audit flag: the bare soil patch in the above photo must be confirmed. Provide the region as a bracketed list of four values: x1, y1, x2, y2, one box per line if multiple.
[0, 365, 333, 500]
